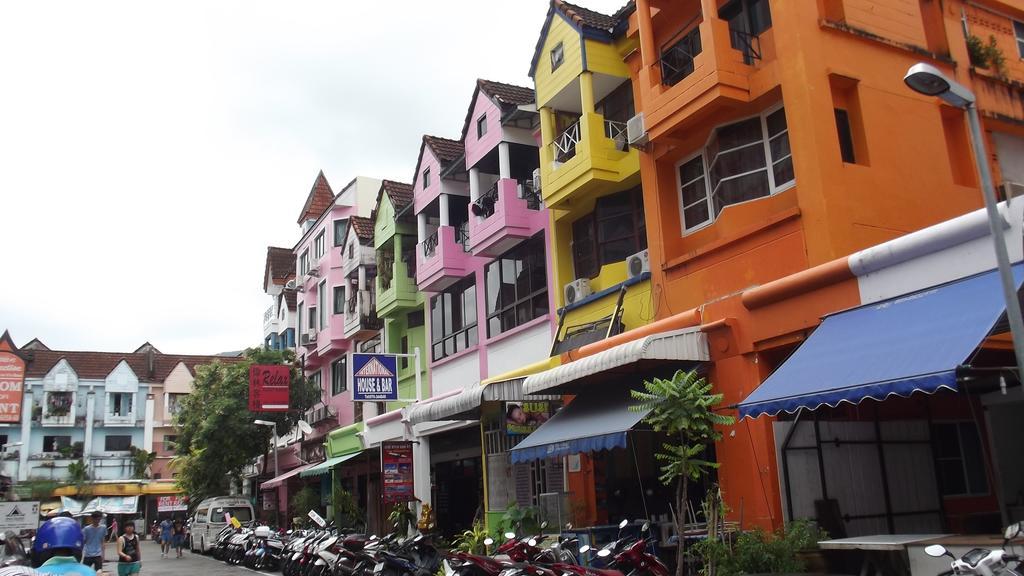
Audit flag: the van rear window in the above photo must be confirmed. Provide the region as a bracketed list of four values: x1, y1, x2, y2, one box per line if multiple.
[211, 506, 252, 523]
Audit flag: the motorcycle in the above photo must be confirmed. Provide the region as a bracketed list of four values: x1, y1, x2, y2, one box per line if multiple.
[374, 533, 442, 576]
[925, 522, 1023, 576]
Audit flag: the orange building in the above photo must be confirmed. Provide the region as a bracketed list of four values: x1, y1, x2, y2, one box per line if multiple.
[618, 0, 1024, 535]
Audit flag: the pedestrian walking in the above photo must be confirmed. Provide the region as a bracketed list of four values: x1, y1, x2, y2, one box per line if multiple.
[171, 518, 185, 559]
[80, 513, 105, 572]
[157, 518, 171, 559]
[115, 522, 141, 576]
[106, 519, 117, 544]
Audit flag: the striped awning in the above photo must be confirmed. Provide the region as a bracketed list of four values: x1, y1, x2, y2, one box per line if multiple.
[407, 378, 559, 425]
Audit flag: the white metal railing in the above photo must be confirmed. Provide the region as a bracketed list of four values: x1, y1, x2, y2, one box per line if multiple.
[553, 121, 580, 163]
[604, 119, 628, 142]
[263, 306, 274, 323]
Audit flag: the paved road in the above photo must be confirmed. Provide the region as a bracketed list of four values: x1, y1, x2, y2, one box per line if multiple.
[94, 540, 275, 576]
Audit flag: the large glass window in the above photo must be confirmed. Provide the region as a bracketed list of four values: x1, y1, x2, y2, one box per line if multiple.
[300, 250, 310, 275]
[318, 281, 327, 330]
[314, 231, 325, 259]
[331, 357, 347, 396]
[333, 286, 345, 315]
[676, 105, 793, 232]
[105, 435, 132, 452]
[333, 219, 348, 247]
[42, 436, 71, 453]
[486, 234, 549, 336]
[571, 188, 647, 279]
[430, 278, 478, 361]
[932, 422, 989, 496]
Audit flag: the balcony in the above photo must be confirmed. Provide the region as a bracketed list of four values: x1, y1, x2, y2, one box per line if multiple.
[376, 241, 419, 317]
[263, 305, 279, 336]
[103, 411, 136, 427]
[416, 225, 479, 292]
[344, 289, 383, 339]
[304, 403, 337, 426]
[467, 179, 546, 257]
[541, 111, 640, 209]
[637, 12, 776, 145]
[343, 244, 375, 279]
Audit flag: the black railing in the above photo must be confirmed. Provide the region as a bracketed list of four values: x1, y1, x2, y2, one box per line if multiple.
[519, 180, 542, 210]
[456, 223, 471, 252]
[422, 231, 439, 258]
[347, 292, 358, 314]
[660, 24, 703, 86]
[729, 28, 762, 65]
[475, 183, 499, 219]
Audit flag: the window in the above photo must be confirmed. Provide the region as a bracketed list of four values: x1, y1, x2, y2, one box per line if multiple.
[167, 393, 185, 416]
[314, 231, 325, 259]
[333, 286, 345, 315]
[45, 391, 73, 416]
[318, 280, 327, 330]
[486, 234, 549, 336]
[109, 392, 134, 417]
[163, 435, 178, 453]
[430, 278, 478, 361]
[331, 358, 347, 395]
[309, 370, 322, 394]
[571, 188, 647, 278]
[297, 303, 304, 338]
[477, 115, 487, 138]
[422, 168, 431, 189]
[550, 42, 564, 71]
[195, 507, 209, 523]
[300, 250, 310, 275]
[408, 310, 424, 328]
[348, 242, 355, 259]
[333, 219, 348, 247]
[834, 109, 856, 164]
[1015, 21, 1024, 58]
[212, 507, 252, 523]
[676, 105, 793, 232]
[400, 336, 409, 370]
[308, 306, 317, 332]
[720, 0, 772, 36]
[933, 422, 989, 496]
[43, 436, 71, 453]
[360, 336, 382, 353]
[105, 435, 132, 452]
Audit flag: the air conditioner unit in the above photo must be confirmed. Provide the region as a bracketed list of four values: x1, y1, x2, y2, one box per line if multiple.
[626, 249, 650, 279]
[306, 267, 320, 278]
[627, 113, 648, 148]
[532, 168, 542, 191]
[563, 278, 592, 306]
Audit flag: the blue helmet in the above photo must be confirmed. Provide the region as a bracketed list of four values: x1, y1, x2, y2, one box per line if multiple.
[32, 517, 83, 554]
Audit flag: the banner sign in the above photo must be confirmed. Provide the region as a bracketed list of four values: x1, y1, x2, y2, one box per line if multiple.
[0, 335, 25, 424]
[249, 365, 290, 412]
[505, 401, 552, 435]
[80, 496, 138, 516]
[157, 495, 188, 512]
[352, 354, 398, 402]
[60, 497, 84, 516]
[0, 502, 39, 532]
[381, 441, 415, 504]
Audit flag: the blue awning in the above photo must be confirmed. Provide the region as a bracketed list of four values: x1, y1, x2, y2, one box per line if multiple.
[510, 387, 650, 464]
[737, 265, 1024, 419]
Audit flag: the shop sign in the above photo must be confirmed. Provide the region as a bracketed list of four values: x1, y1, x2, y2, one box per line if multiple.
[0, 336, 25, 424]
[352, 354, 398, 402]
[0, 502, 39, 532]
[308, 509, 326, 527]
[381, 441, 414, 504]
[249, 365, 290, 412]
[505, 401, 552, 435]
[157, 495, 187, 512]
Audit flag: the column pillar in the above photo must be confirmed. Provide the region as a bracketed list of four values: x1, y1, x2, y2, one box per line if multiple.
[412, 434, 431, 521]
[636, 0, 657, 86]
[417, 213, 427, 243]
[498, 142, 511, 180]
[18, 390, 32, 482]
[143, 394, 154, 453]
[539, 107, 555, 169]
[358, 266, 367, 293]
[580, 71, 596, 114]
[469, 167, 480, 202]
[84, 391, 95, 470]
[438, 194, 450, 227]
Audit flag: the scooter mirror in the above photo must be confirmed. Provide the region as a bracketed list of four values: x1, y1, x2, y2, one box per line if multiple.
[370, 534, 378, 540]
[618, 519, 628, 529]
[484, 537, 494, 546]
[528, 538, 538, 547]
[642, 523, 650, 533]
[504, 532, 517, 540]
[1005, 522, 1022, 541]
[566, 523, 573, 530]
[579, 545, 591, 554]
[925, 544, 950, 558]
[540, 521, 548, 530]
[597, 548, 612, 558]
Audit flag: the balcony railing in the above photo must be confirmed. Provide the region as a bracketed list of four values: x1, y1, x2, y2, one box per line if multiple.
[554, 122, 581, 163]
[263, 306, 274, 323]
[519, 180, 542, 210]
[456, 223, 471, 252]
[347, 292, 358, 314]
[604, 119, 628, 151]
[476, 183, 500, 219]
[729, 28, 762, 65]
[660, 18, 703, 86]
[422, 230, 439, 258]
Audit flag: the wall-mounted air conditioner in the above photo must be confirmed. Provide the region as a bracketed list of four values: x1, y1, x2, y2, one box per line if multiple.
[626, 249, 650, 279]
[563, 278, 592, 306]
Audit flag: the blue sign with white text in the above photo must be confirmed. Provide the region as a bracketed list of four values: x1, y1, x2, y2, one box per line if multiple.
[351, 353, 399, 401]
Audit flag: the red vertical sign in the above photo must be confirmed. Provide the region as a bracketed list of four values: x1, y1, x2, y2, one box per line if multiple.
[0, 333, 25, 424]
[381, 441, 415, 504]
[248, 365, 291, 412]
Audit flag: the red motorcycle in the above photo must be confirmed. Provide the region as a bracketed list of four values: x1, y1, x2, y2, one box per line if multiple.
[563, 521, 668, 576]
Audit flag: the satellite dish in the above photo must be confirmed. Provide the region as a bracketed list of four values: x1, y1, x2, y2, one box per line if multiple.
[298, 420, 313, 436]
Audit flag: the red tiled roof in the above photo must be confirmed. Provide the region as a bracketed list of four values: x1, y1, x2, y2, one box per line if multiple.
[478, 79, 535, 107]
[282, 289, 298, 311]
[296, 171, 335, 225]
[381, 180, 414, 212]
[348, 216, 375, 245]
[264, 246, 296, 290]
[423, 135, 464, 165]
[23, 349, 243, 381]
[555, 0, 618, 31]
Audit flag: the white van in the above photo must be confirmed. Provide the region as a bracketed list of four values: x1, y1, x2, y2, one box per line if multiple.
[188, 496, 254, 553]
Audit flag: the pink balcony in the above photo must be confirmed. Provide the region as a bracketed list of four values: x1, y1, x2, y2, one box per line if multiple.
[416, 225, 478, 292]
[467, 179, 546, 257]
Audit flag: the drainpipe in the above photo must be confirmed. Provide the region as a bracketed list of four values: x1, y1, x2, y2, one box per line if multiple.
[18, 389, 31, 482]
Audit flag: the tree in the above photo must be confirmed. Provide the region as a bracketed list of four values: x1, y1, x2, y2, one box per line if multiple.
[128, 447, 156, 479]
[630, 369, 734, 576]
[290, 486, 322, 526]
[174, 347, 320, 503]
[67, 459, 90, 495]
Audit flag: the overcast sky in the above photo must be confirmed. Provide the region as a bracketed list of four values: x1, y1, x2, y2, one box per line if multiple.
[0, 1, 627, 355]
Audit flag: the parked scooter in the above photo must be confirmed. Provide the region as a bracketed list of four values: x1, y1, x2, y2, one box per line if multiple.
[925, 523, 1023, 576]
[570, 520, 668, 576]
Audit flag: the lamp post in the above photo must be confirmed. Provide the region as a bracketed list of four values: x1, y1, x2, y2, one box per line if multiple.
[2, 442, 23, 500]
[253, 420, 279, 478]
[904, 62, 1024, 385]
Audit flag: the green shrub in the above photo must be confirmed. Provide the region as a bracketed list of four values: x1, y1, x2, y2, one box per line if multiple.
[692, 520, 827, 576]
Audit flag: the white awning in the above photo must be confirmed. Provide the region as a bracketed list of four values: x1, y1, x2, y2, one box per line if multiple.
[407, 378, 559, 425]
[361, 411, 406, 448]
[522, 328, 709, 395]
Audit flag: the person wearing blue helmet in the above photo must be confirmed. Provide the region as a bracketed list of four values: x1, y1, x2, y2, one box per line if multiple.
[31, 518, 94, 576]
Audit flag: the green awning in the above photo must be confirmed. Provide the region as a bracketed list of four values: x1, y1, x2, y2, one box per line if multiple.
[299, 451, 362, 478]
[327, 422, 365, 457]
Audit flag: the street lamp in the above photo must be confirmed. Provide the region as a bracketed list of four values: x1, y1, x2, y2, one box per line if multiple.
[253, 420, 279, 478]
[904, 62, 1024, 386]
